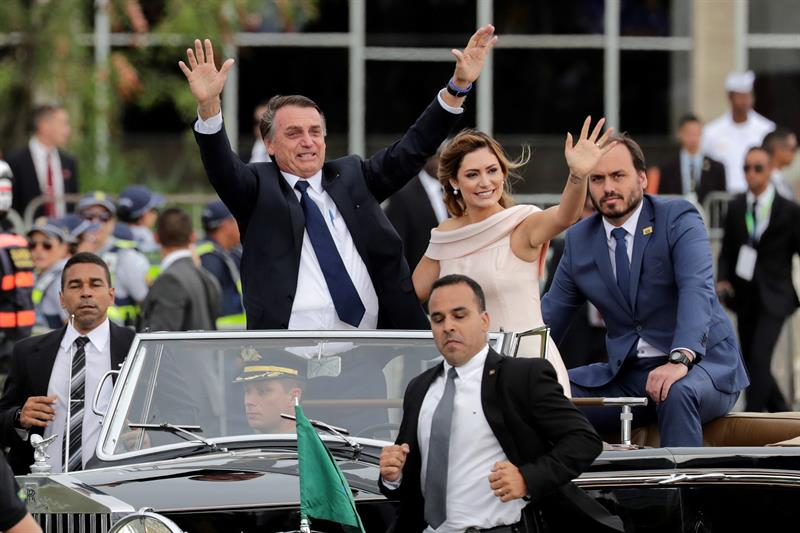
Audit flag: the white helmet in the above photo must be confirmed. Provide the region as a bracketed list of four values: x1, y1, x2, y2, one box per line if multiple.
[0, 160, 13, 213]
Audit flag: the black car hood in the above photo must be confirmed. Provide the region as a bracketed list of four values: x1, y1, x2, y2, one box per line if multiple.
[71, 447, 384, 512]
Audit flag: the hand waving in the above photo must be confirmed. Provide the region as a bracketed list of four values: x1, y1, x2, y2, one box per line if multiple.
[564, 116, 616, 179]
[178, 39, 235, 111]
[451, 24, 498, 86]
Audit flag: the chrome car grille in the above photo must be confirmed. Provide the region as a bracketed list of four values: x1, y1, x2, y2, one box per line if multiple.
[33, 513, 112, 533]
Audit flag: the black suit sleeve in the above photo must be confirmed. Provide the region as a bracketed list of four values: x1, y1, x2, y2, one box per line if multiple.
[0, 343, 29, 448]
[516, 359, 602, 502]
[717, 199, 739, 284]
[0, 455, 28, 532]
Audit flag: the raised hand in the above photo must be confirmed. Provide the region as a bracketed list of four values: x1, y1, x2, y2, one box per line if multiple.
[451, 24, 498, 86]
[564, 116, 616, 179]
[178, 39, 235, 117]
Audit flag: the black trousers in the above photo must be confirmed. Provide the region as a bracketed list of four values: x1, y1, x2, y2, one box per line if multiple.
[736, 304, 791, 412]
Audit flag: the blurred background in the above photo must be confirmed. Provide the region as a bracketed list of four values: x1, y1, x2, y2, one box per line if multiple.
[1, 0, 798, 195]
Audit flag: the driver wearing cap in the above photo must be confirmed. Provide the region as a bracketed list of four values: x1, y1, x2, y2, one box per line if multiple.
[234, 350, 305, 434]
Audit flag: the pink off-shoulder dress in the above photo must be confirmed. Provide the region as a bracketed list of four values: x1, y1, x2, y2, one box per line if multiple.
[424, 204, 571, 396]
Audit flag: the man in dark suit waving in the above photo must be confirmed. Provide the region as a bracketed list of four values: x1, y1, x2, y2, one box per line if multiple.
[379, 275, 621, 532]
[178, 27, 496, 331]
[0, 252, 135, 474]
[717, 146, 800, 412]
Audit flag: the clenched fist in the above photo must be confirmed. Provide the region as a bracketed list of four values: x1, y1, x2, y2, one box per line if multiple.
[380, 443, 410, 482]
[488, 461, 528, 502]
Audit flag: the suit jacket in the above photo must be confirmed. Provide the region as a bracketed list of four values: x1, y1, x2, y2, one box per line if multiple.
[380, 349, 622, 532]
[6, 146, 79, 218]
[385, 175, 440, 270]
[0, 322, 134, 474]
[140, 256, 221, 332]
[717, 192, 800, 318]
[194, 96, 459, 330]
[658, 153, 725, 205]
[542, 195, 749, 394]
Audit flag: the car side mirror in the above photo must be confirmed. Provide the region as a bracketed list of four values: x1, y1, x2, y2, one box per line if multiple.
[92, 369, 119, 417]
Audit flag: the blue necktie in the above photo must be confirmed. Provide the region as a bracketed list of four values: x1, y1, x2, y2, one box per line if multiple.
[294, 180, 365, 327]
[611, 227, 631, 307]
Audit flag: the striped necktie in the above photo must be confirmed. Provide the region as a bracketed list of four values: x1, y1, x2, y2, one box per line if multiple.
[63, 336, 90, 472]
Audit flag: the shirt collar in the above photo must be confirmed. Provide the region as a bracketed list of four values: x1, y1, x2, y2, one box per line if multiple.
[442, 343, 489, 382]
[60, 317, 110, 352]
[746, 182, 775, 205]
[29, 137, 53, 158]
[161, 249, 193, 271]
[602, 199, 644, 242]
[281, 170, 324, 195]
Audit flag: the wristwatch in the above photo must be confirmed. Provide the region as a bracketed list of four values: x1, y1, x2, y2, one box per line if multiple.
[668, 350, 693, 368]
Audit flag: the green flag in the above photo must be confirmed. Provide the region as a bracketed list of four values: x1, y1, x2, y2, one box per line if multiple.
[295, 404, 366, 533]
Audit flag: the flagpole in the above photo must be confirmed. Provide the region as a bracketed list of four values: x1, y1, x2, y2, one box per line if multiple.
[296, 396, 311, 533]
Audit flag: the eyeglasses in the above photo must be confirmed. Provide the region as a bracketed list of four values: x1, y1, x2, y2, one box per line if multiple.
[28, 240, 53, 251]
[80, 210, 112, 222]
[743, 164, 765, 173]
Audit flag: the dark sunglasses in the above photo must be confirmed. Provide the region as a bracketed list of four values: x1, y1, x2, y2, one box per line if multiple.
[28, 240, 54, 251]
[80, 210, 112, 222]
[743, 164, 765, 173]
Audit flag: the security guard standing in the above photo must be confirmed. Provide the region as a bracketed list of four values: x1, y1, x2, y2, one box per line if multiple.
[77, 191, 149, 327]
[0, 161, 35, 374]
[197, 200, 245, 330]
[27, 219, 71, 332]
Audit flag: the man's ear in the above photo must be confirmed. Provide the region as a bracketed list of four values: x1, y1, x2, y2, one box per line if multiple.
[480, 310, 490, 334]
[639, 170, 648, 191]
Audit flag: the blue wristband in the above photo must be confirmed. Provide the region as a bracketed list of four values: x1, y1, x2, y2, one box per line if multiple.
[446, 78, 473, 97]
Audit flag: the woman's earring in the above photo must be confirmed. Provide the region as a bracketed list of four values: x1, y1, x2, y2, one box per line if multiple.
[453, 187, 459, 196]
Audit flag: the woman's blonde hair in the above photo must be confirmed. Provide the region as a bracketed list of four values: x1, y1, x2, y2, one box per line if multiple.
[437, 129, 529, 217]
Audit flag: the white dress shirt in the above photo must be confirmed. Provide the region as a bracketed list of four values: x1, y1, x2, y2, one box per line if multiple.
[43, 319, 114, 472]
[194, 90, 463, 329]
[29, 137, 66, 216]
[418, 169, 449, 223]
[416, 345, 525, 532]
[602, 202, 693, 359]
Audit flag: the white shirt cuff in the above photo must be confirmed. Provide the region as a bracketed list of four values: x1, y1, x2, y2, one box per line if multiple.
[381, 475, 402, 489]
[437, 89, 465, 115]
[194, 111, 223, 134]
[673, 347, 697, 361]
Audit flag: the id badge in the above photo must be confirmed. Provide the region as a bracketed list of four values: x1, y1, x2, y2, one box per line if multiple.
[735, 244, 758, 281]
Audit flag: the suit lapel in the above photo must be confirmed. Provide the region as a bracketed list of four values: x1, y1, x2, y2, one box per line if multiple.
[109, 323, 131, 371]
[33, 326, 68, 396]
[592, 217, 630, 312]
[405, 363, 443, 452]
[629, 197, 656, 310]
[322, 169, 371, 267]
[276, 169, 306, 265]
[481, 350, 520, 462]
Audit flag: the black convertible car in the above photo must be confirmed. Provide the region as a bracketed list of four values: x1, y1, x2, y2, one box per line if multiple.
[15, 330, 800, 532]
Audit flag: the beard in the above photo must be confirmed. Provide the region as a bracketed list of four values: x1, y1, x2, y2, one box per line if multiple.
[589, 188, 643, 221]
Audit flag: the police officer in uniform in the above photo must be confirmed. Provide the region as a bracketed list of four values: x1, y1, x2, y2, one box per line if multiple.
[197, 200, 245, 330]
[0, 161, 35, 373]
[77, 192, 149, 326]
[27, 219, 71, 331]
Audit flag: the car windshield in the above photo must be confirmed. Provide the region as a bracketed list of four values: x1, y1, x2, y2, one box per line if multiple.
[99, 331, 508, 460]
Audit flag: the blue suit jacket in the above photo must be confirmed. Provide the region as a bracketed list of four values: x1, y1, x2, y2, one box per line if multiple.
[542, 195, 749, 395]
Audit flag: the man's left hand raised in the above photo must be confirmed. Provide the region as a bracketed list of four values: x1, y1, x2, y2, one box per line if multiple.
[488, 461, 528, 502]
[646, 362, 689, 403]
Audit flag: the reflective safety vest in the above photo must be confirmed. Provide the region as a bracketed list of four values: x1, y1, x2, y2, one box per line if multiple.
[103, 240, 141, 327]
[197, 240, 246, 329]
[32, 264, 65, 330]
[0, 233, 35, 338]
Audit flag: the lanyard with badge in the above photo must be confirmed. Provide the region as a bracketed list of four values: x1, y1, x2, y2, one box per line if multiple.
[736, 193, 773, 281]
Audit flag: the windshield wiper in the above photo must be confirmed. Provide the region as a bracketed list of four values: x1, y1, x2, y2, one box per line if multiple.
[280, 413, 362, 461]
[127, 422, 227, 453]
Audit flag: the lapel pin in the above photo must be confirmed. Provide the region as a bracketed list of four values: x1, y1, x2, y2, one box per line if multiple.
[489, 369, 496, 376]
[643, 226, 653, 236]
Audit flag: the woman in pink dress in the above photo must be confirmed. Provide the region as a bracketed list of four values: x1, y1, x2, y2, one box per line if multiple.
[413, 118, 615, 396]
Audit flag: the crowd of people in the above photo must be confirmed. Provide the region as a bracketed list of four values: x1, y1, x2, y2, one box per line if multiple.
[0, 22, 798, 533]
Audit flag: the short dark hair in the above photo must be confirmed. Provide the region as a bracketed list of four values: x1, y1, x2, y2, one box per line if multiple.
[430, 274, 487, 312]
[746, 145, 770, 160]
[605, 132, 647, 174]
[156, 207, 193, 247]
[32, 103, 65, 131]
[259, 95, 326, 140]
[678, 113, 701, 128]
[61, 252, 112, 290]
[762, 127, 796, 154]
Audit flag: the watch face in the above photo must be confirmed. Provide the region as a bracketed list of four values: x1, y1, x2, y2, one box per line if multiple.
[669, 351, 687, 364]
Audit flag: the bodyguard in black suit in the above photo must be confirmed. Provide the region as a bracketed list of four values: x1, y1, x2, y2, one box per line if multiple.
[179, 28, 497, 330]
[717, 146, 800, 412]
[657, 114, 726, 204]
[0, 253, 135, 474]
[7, 103, 79, 218]
[379, 275, 622, 532]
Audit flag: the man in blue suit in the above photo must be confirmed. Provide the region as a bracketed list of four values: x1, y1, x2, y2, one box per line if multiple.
[542, 134, 749, 447]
